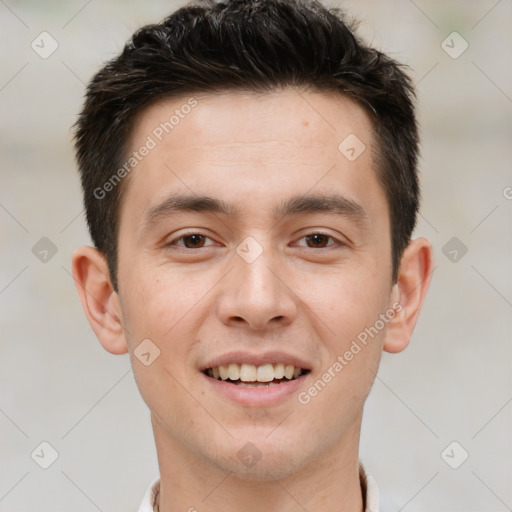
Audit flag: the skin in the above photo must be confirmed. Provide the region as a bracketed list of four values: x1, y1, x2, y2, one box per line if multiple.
[72, 88, 433, 512]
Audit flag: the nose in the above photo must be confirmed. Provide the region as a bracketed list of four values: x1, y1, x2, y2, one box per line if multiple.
[215, 243, 298, 331]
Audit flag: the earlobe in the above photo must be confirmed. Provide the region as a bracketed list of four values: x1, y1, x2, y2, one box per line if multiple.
[382, 237, 434, 354]
[71, 246, 128, 355]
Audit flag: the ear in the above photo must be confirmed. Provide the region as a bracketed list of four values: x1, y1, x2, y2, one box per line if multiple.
[71, 246, 128, 355]
[383, 237, 434, 354]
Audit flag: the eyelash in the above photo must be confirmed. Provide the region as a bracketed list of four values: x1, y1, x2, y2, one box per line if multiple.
[167, 232, 344, 249]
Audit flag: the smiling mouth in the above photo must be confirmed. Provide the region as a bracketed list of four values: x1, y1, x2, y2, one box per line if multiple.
[203, 363, 311, 387]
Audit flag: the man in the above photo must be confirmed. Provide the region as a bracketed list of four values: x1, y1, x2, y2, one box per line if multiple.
[71, 0, 433, 510]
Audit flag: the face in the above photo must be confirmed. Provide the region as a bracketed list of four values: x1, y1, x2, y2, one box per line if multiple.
[115, 89, 397, 479]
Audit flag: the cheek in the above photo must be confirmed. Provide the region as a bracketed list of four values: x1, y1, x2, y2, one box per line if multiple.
[306, 268, 389, 398]
[130, 356, 203, 444]
[120, 266, 207, 390]
[299, 323, 384, 436]
[120, 275, 198, 424]
[120, 263, 207, 342]
[314, 266, 388, 338]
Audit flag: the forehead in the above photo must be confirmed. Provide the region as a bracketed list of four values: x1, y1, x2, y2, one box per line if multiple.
[119, 88, 382, 226]
[131, 88, 375, 154]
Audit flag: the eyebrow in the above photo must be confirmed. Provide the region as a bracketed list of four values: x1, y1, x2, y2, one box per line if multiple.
[142, 192, 368, 230]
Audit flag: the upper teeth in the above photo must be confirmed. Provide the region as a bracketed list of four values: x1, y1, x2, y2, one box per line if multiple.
[206, 363, 303, 382]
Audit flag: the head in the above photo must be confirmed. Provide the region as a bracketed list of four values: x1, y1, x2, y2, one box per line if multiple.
[72, 0, 432, 482]
[74, 0, 420, 291]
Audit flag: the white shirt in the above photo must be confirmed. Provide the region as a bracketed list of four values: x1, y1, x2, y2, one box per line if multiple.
[137, 462, 379, 511]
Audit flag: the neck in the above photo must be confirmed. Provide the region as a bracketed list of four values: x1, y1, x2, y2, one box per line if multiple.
[151, 414, 364, 512]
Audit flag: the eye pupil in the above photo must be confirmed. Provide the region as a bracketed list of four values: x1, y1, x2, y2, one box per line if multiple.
[184, 234, 205, 248]
[307, 234, 328, 248]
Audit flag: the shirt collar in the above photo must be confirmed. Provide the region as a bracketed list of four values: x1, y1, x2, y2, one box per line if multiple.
[138, 461, 379, 512]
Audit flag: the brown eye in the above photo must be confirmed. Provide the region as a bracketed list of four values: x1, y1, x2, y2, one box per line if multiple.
[169, 233, 215, 249]
[181, 234, 206, 248]
[304, 233, 333, 248]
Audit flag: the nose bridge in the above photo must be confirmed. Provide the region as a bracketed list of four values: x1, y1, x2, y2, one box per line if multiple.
[217, 235, 296, 329]
[237, 240, 278, 296]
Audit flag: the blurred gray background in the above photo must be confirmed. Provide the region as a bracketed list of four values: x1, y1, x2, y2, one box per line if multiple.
[1, 0, 511, 510]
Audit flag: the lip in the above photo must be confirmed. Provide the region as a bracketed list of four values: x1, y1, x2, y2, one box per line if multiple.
[200, 350, 312, 372]
[201, 370, 311, 407]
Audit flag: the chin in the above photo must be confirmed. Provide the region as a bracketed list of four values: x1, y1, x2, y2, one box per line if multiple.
[205, 437, 312, 481]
